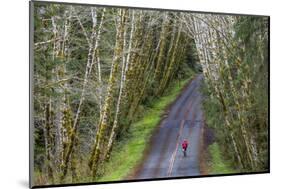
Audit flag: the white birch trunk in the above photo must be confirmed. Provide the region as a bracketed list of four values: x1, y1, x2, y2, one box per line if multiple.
[105, 19, 128, 159]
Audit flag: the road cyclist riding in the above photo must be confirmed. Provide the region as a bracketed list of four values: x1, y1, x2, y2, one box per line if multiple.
[181, 139, 189, 157]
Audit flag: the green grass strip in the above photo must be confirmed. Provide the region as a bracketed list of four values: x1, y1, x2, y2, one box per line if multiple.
[208, 142, 235, 174]
[98, 75, 195, 182]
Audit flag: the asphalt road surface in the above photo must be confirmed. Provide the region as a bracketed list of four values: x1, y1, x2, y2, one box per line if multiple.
[135, 74, 204, 179]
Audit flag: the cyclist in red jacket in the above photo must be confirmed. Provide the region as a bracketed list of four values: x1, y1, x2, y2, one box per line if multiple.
[182, 139, 189, 157]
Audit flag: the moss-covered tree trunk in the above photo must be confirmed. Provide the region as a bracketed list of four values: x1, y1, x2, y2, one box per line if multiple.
[122, 11, 146, 123]
[88, 9, 128, 178]
[105, 14, 129, 160]
[59, 8, 106, 181]
[158, 15, 183, 95]
[153, 13, 170, 84]
[43, 99, 54, 183]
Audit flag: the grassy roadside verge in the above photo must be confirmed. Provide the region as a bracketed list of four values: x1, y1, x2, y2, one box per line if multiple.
[201, 82, 236, 175]
[97, 73, 195, 182]
[207, 142, 235, 174]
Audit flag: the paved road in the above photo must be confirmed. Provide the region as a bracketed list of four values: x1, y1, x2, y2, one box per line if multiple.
[135, 74, 204, 179]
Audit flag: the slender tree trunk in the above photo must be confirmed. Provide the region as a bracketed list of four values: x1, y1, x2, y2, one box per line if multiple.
[54, 8, 72, 171]
[60, 8, 106, 180]
[88, 9, 128, 178]
[158, 16, 183, 95]
[153, 13, 170, 83]
[44, 99, 54, 183]
[105, 21, 128, 160]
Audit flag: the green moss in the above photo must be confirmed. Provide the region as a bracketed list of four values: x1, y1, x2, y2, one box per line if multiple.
[97, 74, 195, 182]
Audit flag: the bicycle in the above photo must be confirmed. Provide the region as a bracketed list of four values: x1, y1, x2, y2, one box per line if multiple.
[182, 148, 187, 157]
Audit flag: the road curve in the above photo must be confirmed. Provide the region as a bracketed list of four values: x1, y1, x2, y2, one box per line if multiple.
[135, 74, 204, 179]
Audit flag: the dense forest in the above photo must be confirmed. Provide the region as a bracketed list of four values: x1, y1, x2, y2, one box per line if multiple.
[32, 2, 268, 186]
[32, 3, 198, 184]
[196, 15, 269, 171]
